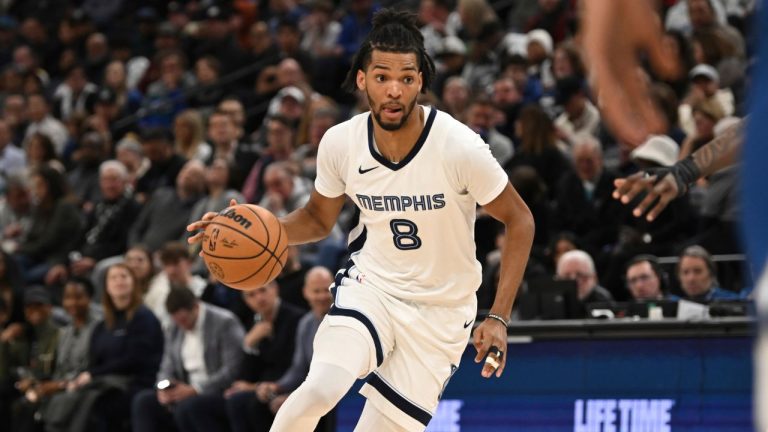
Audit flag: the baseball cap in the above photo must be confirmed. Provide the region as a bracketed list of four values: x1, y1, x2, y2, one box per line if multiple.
[436, 36, 467, 57]
[689, 64, 719, 82]
[526, 29, 553, 55]
[631, 135, 679, 167]
[555, 75, 585, 105]
[277, 86, 306, 104]
[24, 286, 52, 306]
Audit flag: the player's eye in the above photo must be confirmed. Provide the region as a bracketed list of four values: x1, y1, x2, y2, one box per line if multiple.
[403, 77, 414, 84]
[375, 75, 386, 83]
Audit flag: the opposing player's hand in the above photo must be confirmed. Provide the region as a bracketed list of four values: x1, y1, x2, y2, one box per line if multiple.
[186, 198, 239, 246]
[613, 170, 680, 222]
[581, 0, 680, 146]
[473, 318, 508, 378]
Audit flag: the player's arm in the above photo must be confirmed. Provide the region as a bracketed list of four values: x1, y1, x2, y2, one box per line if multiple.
[279, 190, 346, 245]
[613, 117, 744, 221]
[473, 182, 534, 378]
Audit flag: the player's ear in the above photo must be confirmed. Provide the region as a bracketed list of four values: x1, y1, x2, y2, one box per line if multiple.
[356, 70, 366, 91]
[418, 71, 423, 93]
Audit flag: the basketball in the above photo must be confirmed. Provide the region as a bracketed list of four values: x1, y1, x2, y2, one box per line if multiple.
[201, 204, 288, 290]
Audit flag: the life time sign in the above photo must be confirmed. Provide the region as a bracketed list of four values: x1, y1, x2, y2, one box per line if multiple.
[574, 399, 675, 432]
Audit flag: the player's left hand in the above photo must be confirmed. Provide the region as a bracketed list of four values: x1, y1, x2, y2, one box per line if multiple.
[473, 318, 508, 378]
[186, 198, 239, 247]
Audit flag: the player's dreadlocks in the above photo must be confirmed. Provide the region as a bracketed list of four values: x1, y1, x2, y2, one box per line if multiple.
[342, 8, 436, 94]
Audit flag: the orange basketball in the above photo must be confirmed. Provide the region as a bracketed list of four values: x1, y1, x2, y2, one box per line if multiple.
[201, 204, 288, 290]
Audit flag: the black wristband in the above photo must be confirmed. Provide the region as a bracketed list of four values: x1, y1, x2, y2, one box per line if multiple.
[673, 156, 702, 187]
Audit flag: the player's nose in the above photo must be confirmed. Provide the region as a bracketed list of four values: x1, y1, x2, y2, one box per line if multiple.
[386, 82, 402, 98]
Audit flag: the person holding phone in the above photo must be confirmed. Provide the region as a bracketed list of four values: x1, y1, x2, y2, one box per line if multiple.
[131, 286, 244, 432]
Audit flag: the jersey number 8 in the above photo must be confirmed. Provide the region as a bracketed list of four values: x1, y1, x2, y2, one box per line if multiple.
[389, 219, 422, 250]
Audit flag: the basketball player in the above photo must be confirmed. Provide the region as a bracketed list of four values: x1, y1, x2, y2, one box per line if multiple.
[582, 0, 767, 427]
[188, 9, 533, 431]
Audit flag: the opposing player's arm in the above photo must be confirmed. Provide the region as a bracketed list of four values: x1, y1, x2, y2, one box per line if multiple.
[613, 117, 744, 221]
[279, 190, 346, 245]
[473, 182, 534, 378]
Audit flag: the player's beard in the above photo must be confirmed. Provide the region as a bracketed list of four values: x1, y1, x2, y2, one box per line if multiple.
[368, 92, 418, 132]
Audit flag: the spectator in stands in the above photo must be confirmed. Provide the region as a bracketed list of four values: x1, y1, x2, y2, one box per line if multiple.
[465, 97, 514, 166]
[0, 252, 24, 335]
[556, 249, 614, 307]
[0, 286, 59, 432]
[551, 41, 585, 81]
[24, 132, 64, 173]
[15, 166, 82, 285]
[505, 104, 571, 199]
[139, 50, 190, 129]
[145, 241, 213, 330]
[135, 128, 187, 204]
[188, 57, 225, 113]
[173, 109, 212, 162]
[554, 75, 601, 144]
[66, 160, 141, 279]
[132, 286, 244, 432]
[258, 161, 312, 217]
[501, 54, 543, 104]
[676, 245, 741, 301]
[524, 0, 573, 44]
[337, 0, 379, 62]
[217, 97, 248, 139]
[124, 245, 157, 297]
[195, 5, 244, 75]
[115, 135, 149, 190]
[24, 93, 68, 156]
[441, 76, 470, 122]
[625, 255, 667, 301]
[17, 278, 100, 432]
[67, 131, 108, 210]
[242, 115, 297, 204]
[553, 135, 623, 257]
[678, 64, 733, 138]
[52, 65, 98, 122]
[129, 159, 205, 252]
[490, 76, 522, 140]
[242, 21, 281, 92]
[293, 105, 339, 180]
[275, 16, 314, 78]
[223, 280, 304, 431]
[680, 97, 725, 159]
[526, 29, 555, 90]
[3, 94, 28, 146]
[0, 173, 32, 248]
[206, 110, 257, 190]
[0, 119, 26, 188]
[239, 267, 334, 432]
[64, 263, 163, 431]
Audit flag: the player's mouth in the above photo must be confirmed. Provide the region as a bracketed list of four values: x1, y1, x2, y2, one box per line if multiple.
[381, 104, 403, 118]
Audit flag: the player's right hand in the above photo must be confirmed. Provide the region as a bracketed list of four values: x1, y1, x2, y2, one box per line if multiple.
[186, 198, 239, 245]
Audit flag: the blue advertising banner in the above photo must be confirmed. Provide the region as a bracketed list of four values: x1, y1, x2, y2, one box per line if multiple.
[336, 337, 752, 431]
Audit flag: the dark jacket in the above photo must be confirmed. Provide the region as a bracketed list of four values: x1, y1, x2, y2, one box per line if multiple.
[18, 200, 83, 265]
[240, 301, 304, 383]
[80, 194, 141, 260]
[89, 306, 163, 390]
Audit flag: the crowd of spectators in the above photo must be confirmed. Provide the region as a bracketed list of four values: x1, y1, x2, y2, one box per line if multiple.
[0, 0, 757, 430]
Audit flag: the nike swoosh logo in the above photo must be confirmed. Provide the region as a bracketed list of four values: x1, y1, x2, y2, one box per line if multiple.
[463, 320, 473, 329]
[358, 165, 379, 174]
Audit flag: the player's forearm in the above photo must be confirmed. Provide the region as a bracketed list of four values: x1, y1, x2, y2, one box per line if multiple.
[491, 215, 535, 320]
[280, 207, 333, 245]
[691, 117, 744, 177]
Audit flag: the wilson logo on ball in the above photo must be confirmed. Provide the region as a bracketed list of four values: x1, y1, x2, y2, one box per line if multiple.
[218, 209, 253, 229]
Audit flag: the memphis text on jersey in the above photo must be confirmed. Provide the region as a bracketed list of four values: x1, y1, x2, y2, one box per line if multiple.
[355, 193, 446, 212]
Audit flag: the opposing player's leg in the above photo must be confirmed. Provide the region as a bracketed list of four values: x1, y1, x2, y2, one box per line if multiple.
[270, 323, 371, 431]
[354, 401, 409, 432]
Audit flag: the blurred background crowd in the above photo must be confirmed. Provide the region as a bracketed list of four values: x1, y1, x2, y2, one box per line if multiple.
[0, 0, 757, 431]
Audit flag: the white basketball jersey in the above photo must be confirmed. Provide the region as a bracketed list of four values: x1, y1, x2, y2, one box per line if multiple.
[315, 106, 508, 305]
